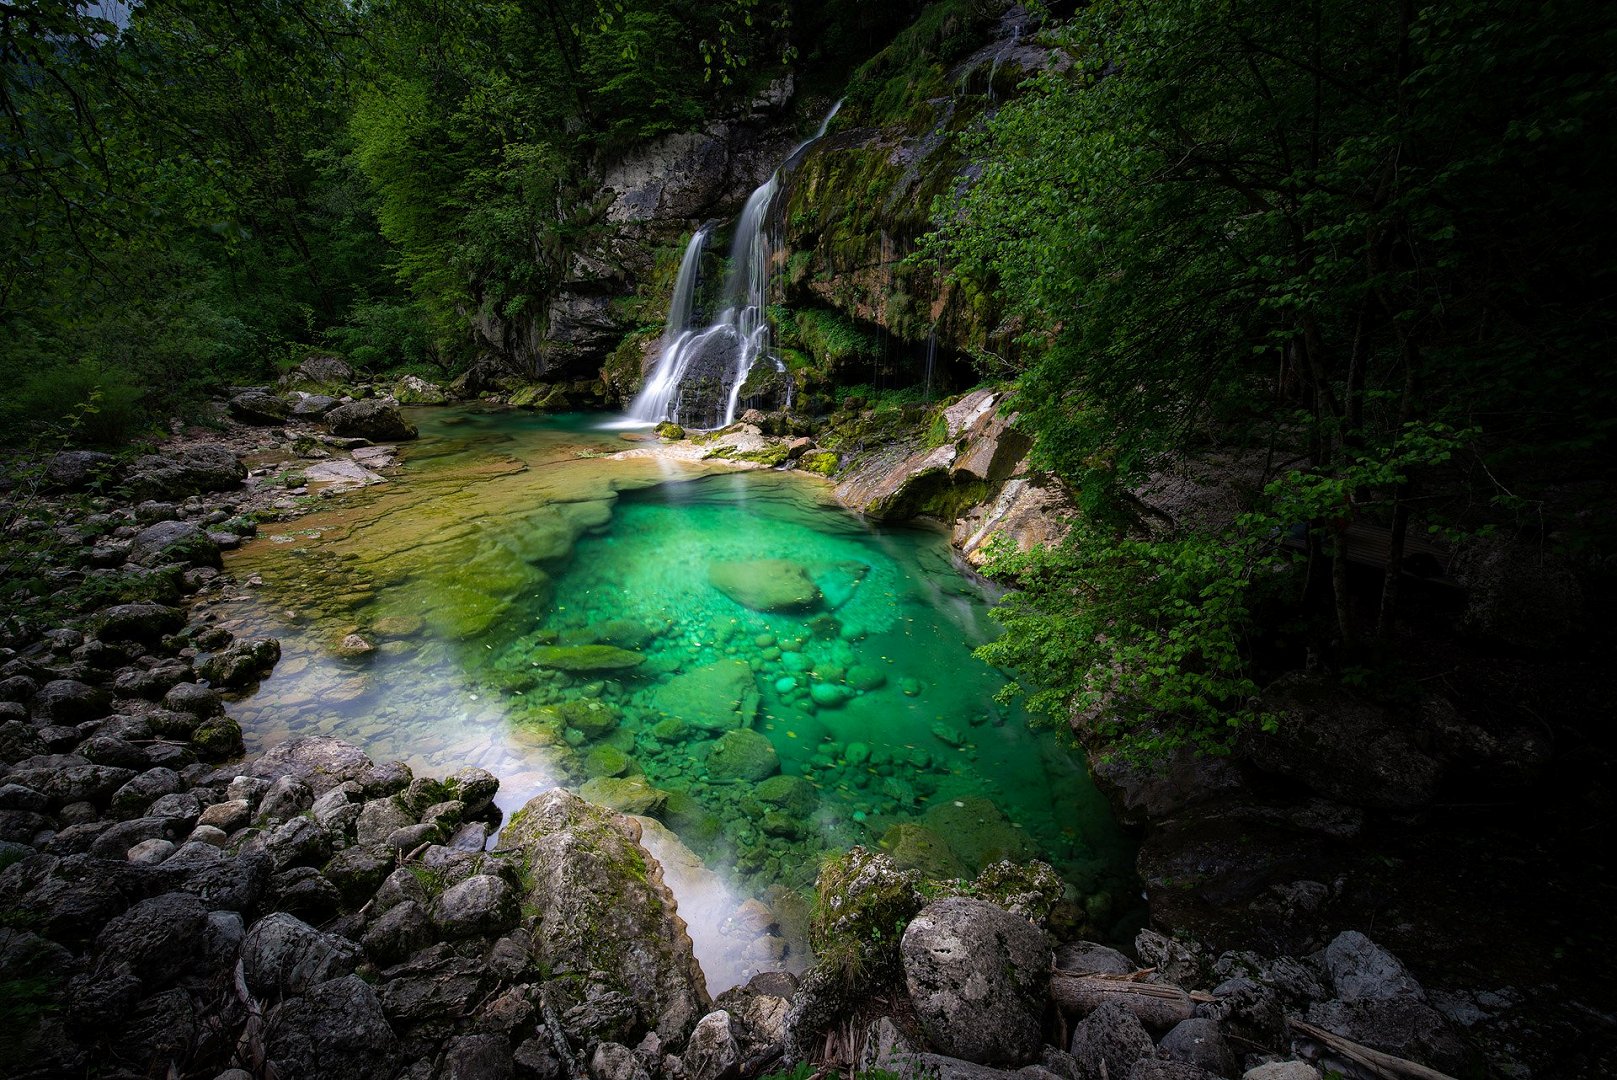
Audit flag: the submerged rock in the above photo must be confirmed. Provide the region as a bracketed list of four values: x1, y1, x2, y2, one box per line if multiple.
[706, 729, 780, 783]
[530, 644, 646, 673]
[707, 559, 822, 612]
[648, 659, 759, 732]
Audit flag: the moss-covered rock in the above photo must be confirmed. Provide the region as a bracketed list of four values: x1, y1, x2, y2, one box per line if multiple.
[655, 421, 686, 440]
[503, 790, 708, 1045]
[191, 715, 244, 759]
[509, 383, 567, 410]
[796, 450, 840, 476]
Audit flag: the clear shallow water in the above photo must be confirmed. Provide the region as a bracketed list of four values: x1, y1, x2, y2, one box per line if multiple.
[217, 406, 1135, 988]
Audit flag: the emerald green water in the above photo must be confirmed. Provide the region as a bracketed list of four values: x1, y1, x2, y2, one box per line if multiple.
[219, 406, 1135, 988]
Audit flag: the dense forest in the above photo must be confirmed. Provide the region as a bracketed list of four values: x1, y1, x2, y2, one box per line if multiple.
[5, 0, 1615, 750]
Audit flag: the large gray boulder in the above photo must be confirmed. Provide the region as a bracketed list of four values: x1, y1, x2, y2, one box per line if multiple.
[1323, 931, 1424, 1002]
[434, 874, 519, 939]
[122, 446, 241, 500]
[280, 351, 354, 389]
[326, 399, 418, 441]
[1158, 1017, 1238, 1077]
[30, 678, 109, 723]
[503, 790, 709, 1047]
[901, 897, 1051, 1065]
[94, 892, 210, 988]
[172, 442, 246, 490]
[683, 1010, 742, 1080]
[1070, 1003, 1155, 1080]
[241, 912, 360, 997]
[128, 520, 221, 569]
[245, 736, 374, 796]
[44, 450, 116, 491]
[228, 390, 291, 425]
[264, 973, 398, 1080]
[94, 602, 185, 643]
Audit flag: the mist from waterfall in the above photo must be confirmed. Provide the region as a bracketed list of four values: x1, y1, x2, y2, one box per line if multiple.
[623, 101, 841, 428]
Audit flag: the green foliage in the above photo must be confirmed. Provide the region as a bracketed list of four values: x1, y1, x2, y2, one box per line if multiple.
[0, 364, 149, 448]
[929, 0, 1617, 735]
[977, 522, 1282, 755]
[788, 308, 883, 372]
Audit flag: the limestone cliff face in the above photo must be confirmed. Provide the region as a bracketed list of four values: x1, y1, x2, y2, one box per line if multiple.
[480, 99, 802, 382]
[777, 5, 1062, 373]
[831, 387, 1068, 566]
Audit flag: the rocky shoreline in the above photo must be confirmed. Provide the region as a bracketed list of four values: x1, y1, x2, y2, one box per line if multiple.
[0, 385, 1606, 1078]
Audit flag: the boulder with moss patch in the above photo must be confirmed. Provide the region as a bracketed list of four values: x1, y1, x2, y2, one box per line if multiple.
[503, 790, 708, 1046]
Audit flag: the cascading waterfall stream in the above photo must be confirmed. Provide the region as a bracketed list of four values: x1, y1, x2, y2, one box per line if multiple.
[622, 101, 841, 429]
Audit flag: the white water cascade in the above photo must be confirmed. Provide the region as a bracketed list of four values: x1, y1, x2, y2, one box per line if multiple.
[622, 101, 841, 429]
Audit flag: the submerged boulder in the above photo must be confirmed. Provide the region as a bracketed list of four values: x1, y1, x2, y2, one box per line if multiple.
[648, 659, 759, 732]
[530, 645, 645, 673]
[503, 790, 708, 1046]
[708, 559, 822, 612]
[706, 729, 779, 782]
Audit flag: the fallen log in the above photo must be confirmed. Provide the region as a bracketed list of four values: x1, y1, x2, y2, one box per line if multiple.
[1049, 969, 1213, 1028]
[1288, 1017, 1460, 1080]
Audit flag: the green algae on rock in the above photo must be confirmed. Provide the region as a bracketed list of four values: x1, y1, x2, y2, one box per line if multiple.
[529, 644, 646, 672]
[706, 559, 822, 612]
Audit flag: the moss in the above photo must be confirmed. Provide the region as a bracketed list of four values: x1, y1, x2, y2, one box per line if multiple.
[732, 444, 790, 467]
[797, 450, 840, 477]
[603, 328, 660, 402]
[654, 421, 685, 440]
[509, 383, 567, 410]
[191, 715, 243, 759]
[917, 477, 992, 522]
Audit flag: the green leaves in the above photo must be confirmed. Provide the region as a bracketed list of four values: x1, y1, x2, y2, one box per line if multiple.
[975, 520, 1282, 757]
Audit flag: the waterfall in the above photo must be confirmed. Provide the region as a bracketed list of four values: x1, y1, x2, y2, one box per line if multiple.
[924, 327, 938, 402]
[622, 101, 841, 429]
[624, 226, 711, 426]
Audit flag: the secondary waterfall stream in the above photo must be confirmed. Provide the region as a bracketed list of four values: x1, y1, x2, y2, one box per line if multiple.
[218, 409, 1135, 993]
[624, 103, 842, 429]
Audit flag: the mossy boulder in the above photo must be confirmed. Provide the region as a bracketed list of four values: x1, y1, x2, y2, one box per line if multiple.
[509, 383, 567, 410]
[502, 791, 708, 1045]
[579, 775, 669, 816]
[192, 715, 244, 759]
[655, 422, 687, 440]
[585, 745, 635, 778]
[392, 374, 448, 404]
[707, 559, 822, 613]
[530, 645, 645, 673]
[706, 729, 780, 782]
[327, 399, 419, 441]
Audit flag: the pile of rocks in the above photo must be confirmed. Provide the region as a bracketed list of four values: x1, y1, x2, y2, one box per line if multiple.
[0, 735, 716, 1079]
